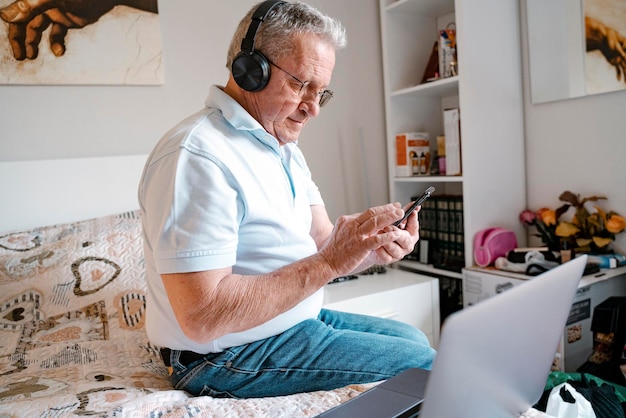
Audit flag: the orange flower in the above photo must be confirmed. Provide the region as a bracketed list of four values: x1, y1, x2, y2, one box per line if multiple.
[537, 208, 557, 226]
[521, 191, 624, 253]
[606, 213, 626, 234]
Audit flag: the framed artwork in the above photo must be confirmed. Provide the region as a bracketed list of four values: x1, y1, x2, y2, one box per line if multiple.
[521, 0, 625, 103]
[0, 0, 163, 85]
[585, 0, 626, 95]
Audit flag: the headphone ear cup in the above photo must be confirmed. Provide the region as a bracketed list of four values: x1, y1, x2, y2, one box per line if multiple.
[232, 51, 271, 92]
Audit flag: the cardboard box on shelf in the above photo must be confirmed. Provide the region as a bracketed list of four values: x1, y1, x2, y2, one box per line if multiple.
[395, 132, 430, 177]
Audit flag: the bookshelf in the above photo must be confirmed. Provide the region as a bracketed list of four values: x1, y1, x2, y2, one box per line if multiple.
[379, 0, 526, 282]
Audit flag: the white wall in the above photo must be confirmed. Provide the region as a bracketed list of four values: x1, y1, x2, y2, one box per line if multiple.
[520, 3, 626, 254]
[2, 0, 626, 254]
[0, 0, 387, 222]
[0, 155, 148, 231]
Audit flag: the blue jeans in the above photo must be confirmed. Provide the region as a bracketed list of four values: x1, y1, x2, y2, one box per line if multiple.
[166, 309, 436, 398]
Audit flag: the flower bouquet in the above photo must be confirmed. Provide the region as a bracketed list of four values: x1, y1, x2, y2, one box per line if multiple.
[519, 191, 626, 254]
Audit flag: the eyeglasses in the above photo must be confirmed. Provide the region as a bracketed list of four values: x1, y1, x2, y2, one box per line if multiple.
[267, 59, 334, 107]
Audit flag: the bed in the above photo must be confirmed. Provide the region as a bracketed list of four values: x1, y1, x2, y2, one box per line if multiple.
[0, 155, 548, 417]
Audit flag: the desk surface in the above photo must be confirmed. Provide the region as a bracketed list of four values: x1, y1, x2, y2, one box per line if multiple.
[323, 268, 435, 304]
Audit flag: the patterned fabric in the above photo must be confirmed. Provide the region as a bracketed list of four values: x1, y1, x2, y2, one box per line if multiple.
[0, 211, 547, 417]
[0, 211, 378, 417]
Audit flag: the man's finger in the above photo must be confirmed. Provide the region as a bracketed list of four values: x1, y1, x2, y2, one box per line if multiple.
[6, 22, 26, 60]
[49, 21, 67, 56]
[24, 13, 49, 59]
[0, 0, 38, 23]
[355, 205, 403, 233]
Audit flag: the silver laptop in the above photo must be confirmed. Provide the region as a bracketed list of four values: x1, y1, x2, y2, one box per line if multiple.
[318, 255, 587, 418]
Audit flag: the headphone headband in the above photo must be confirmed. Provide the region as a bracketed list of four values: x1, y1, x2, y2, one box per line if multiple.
[240, 0, 286, 54]
[232, 0, 287, 92]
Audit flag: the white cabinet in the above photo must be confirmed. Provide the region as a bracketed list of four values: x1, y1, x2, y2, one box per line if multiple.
[379, 0, 527, 272]
[323, 269, 440, 347]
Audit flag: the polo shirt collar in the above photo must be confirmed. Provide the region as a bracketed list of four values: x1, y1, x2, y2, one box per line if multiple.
[205, 85, 280, 153]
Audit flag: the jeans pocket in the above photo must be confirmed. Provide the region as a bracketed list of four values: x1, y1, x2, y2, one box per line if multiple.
[172, 349, 243, 396]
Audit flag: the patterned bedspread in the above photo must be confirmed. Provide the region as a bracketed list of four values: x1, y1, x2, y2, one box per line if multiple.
[0, 211, 549, 417]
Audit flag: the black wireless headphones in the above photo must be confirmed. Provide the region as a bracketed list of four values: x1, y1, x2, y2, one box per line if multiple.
[232, 0, 286, 92]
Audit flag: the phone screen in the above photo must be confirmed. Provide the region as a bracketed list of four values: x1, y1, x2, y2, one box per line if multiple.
[392, 186, 435, 228]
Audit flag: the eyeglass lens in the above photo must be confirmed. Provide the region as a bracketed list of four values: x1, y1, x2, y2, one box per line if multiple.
[267, 59, 333, 107]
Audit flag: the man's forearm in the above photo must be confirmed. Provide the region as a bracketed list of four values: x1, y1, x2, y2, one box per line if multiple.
[165, 252, 335, 344]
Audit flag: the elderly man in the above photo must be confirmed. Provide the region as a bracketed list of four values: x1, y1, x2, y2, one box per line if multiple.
[139, 0, 435, 399]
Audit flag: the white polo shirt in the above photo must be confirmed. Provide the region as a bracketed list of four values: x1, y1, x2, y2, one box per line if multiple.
[139, 85, 325, 353]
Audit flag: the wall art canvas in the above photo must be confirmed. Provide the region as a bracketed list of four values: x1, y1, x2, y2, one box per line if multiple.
[0, 0, 163, 85]
[585, 0, 626, 95]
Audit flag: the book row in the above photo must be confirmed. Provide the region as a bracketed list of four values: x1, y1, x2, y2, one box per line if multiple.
[405, 194, 465, 272]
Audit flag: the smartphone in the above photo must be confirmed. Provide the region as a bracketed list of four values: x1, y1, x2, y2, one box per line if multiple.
[392, 186, 435, 228]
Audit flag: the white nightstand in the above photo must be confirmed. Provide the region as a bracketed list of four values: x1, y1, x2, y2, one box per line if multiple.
[323, 268, 440, 347]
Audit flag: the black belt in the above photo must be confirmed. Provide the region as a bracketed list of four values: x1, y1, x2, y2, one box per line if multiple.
[160, 347, 207, 367]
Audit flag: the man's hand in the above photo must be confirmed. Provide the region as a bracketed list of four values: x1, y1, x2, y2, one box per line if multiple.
[318, 203, 416, 277]
[586, 16, 626, 82]
[367, 202, 420, 267]
[0, 0, 157, 60]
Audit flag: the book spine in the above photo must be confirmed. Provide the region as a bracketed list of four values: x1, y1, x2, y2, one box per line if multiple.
[437, 196, 450, 260]
[452, 195, 465, 258]
[421, 197, 436, 263]
[443, 108, 461, 176]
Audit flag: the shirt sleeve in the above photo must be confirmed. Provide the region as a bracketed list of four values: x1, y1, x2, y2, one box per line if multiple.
[142, 148, 241, 274]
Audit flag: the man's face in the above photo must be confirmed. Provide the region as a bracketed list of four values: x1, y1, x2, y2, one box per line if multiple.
[248, 34, 335, 146]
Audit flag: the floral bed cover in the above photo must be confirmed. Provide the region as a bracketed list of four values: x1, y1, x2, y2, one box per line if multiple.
[0, 210, 548, 417]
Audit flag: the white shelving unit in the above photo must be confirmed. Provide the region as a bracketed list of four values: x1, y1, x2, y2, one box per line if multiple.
[379, 0, 527, 274]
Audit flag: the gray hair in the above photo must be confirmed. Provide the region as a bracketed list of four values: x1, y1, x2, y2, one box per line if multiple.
[226, 1, 347, 69]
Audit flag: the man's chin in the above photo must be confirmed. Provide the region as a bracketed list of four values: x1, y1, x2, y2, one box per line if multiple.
[276, 130, 301, 146]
